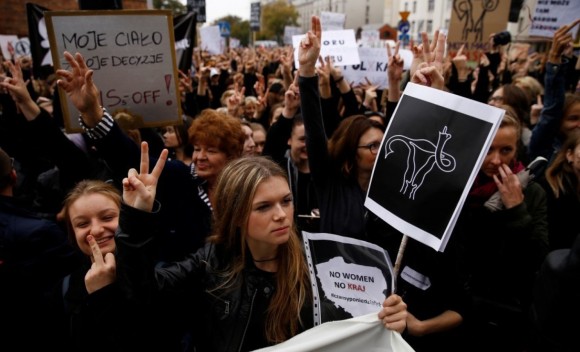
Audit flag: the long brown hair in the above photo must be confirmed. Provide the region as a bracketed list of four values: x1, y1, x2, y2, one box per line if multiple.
[208, 156, 310, 343]
[545, 130, 580, 198]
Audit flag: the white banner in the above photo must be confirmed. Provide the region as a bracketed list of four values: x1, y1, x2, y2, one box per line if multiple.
[252, 312, 415, 352]
[529, 1, 580, 37]
[292, 30, 360, 68]
[342, 47, 412, 89]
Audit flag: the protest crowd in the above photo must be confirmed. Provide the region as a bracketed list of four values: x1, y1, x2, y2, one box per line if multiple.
[1, 4, 579, 352]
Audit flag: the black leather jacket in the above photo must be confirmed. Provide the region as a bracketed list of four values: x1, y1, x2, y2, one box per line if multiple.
[115, 204, 304, 352]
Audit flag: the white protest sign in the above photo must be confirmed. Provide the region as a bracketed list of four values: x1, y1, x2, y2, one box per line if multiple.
[200, 25, 223, 55]
[302, 232, 394, 325]
[46, 10, 181, 133]
[529, 1, 580, 37]
[292, 30, 360, 68]
[13, 37, 31, 59]
[0, 35, 18, 59]
[284, 25, 302, 45]
[342, 47, 412, 89]
[252, 313, 414, 352]
[359, 29, 380, 48]
[321, 11, 346, 31]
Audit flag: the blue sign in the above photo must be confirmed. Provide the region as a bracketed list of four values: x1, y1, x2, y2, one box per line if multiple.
[398, 20, 410, 34]
[218, 21, 231, 37]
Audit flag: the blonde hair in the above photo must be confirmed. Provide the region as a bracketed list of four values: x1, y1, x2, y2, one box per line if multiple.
[208, 157, 310, 343]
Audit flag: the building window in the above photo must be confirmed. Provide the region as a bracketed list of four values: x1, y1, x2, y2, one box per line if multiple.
[365, 5, 370, 24]
[426, 20, 433, 33]
[413, 1, 416, 12]
[428, 0, 435, 11]
[405, 2, 408, 11]
[418, 20, 424, 33]
[445, 19, 449, 30]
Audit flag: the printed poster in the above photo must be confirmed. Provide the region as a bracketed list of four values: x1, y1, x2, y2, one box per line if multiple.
[365, 83, 503, 251]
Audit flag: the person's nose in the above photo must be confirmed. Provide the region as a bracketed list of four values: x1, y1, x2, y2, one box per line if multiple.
[273, 203, 287, 221]
[489, 151, 501, 166]
[197, 149, 207, 159]
[89, 220, 104, 236]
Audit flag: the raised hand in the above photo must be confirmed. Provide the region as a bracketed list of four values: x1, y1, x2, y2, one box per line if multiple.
[452, 44, 471, 81]
[227, 82, 246, 117]
[122, 142, 168, 212]
[298, 16, 322, 77]
[493, 163, 524, 209]
[0, 60, 39, 120]
[178, 69, 193, 94]
[56, 51, 102, 127]
[530, 94, 543, 125]
[283, 74, 301, 117]
[387, 41, 404, 83]
[548, 19, 580, 64]
[84, 234, 116, 294]
[410, 32, 447, 90]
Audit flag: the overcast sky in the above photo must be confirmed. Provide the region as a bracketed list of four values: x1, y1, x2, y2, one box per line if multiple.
[179, 0, 252, 24]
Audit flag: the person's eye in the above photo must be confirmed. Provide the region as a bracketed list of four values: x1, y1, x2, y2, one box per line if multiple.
[74, 222, 88, 228]
[255, 204, 270, 212]
[283, 197, 293, 205]
[501, 147, 513, 155]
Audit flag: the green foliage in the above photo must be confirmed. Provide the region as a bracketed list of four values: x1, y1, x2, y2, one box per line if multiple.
[257, 0, 299, 44]
[213, 15, 251, 47]
[153, 0, 187, 16]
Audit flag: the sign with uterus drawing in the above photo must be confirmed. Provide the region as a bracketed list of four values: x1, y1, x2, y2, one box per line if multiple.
[365, 83, 503, 252]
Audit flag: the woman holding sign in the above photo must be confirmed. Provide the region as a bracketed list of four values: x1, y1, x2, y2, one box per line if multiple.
[114, 143, 408, 351]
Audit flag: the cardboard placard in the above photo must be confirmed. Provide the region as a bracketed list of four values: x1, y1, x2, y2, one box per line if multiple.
[46, 10, 182, 133]
[447, 0, 510, 62]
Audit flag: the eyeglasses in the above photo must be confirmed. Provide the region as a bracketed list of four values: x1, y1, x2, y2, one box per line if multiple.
[358, 142, 380, 155]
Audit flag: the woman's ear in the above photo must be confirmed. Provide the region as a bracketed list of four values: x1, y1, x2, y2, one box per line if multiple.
[8, 169, 17, 186]
[566, 149, 574, 164]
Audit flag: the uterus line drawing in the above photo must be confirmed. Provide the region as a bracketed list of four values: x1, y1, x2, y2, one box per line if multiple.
[384, 126, 456, 200]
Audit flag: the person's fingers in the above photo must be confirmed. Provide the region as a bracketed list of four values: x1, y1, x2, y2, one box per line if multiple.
[151, 148, 168, 180]
[421, 32, 430, 59]
[139, 141, 150, 175]
[456, 44, 465, 57]
[537, 94, 542, 105]
[318, 55, 324, 67]
[75, 52, 88, 71]
[312, 16, 321, 39]
[386, 43, 392, 59]
[434, 32, 446, 64]
[103, 252, 116, 269]
[394, 40, 400, 56]
[430, 29, 440, 52]
[87, 235, 104, 265]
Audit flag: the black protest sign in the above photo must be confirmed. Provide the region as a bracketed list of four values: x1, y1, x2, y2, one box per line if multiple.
[365, 83, 503, 252]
